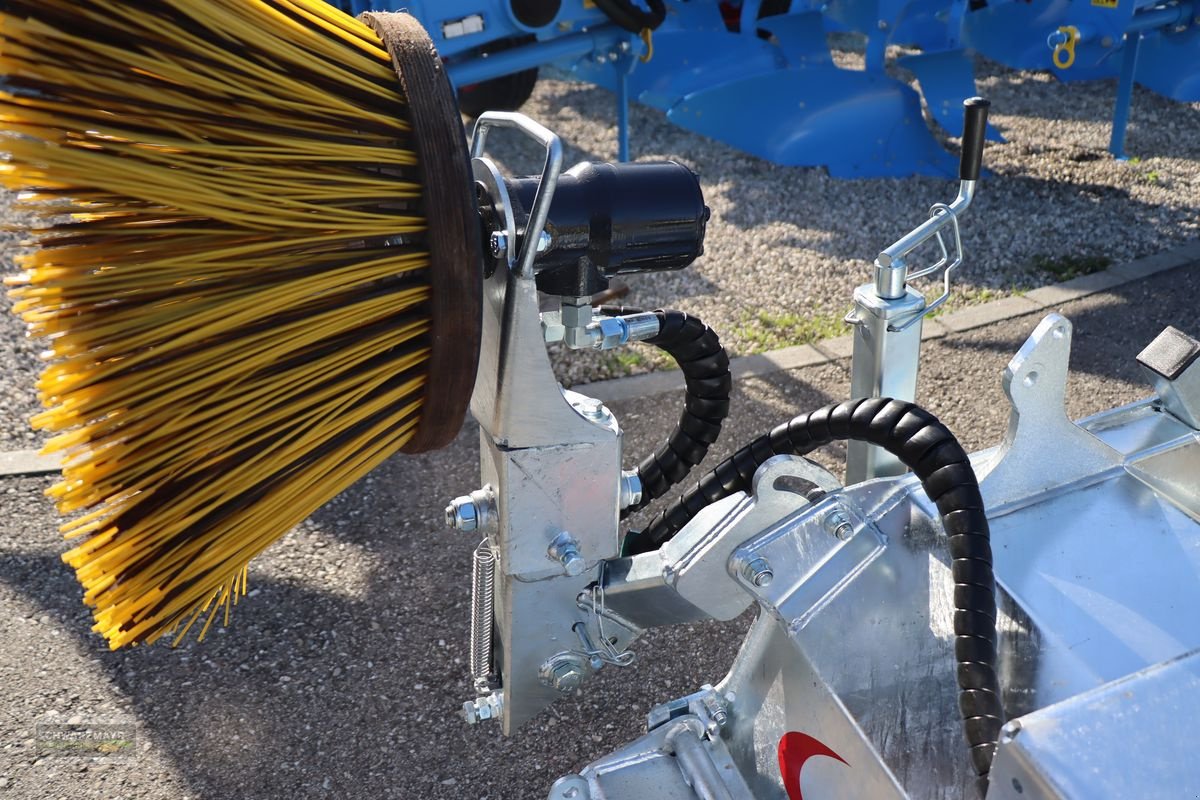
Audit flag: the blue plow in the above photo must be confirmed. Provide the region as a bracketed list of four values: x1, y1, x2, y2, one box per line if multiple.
[331, 0, 1199, 170]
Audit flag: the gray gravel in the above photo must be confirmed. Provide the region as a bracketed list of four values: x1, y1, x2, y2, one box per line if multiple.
[0, 260, 1196, 800]
[0, 192, 43, 450]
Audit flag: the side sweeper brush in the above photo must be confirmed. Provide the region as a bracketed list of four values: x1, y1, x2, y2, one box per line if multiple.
[0, 1, 709, 652]
[0, 1, 484, 648]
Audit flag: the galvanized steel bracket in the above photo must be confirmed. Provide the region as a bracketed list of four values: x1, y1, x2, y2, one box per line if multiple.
[976, 313, 1124, 512]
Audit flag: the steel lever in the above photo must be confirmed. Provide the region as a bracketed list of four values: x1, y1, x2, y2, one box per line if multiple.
[871, 98, 990, 330]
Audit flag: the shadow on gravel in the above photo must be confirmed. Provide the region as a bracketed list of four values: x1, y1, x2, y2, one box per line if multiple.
[0, 362, 851, 799]
[936, 265, 1200, 388]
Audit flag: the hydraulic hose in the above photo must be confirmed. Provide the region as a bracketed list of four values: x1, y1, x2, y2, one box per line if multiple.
[627, 397, 1004, 779]
[592, 0, 667, 32]
[600, 308, 731, 520]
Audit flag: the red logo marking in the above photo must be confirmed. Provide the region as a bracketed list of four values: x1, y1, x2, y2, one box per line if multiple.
[778, 732, 849, 800]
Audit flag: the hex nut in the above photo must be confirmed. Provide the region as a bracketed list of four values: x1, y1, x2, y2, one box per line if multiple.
[539, 655, 587, 693]
[445, 495, 479, 531]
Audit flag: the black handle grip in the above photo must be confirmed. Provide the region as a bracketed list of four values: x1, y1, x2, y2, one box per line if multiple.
[959, 97, 990, 181]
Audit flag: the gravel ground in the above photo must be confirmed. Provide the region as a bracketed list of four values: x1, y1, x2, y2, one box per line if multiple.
[0, 195, 41, 450]
[0, 263, 1195, 800]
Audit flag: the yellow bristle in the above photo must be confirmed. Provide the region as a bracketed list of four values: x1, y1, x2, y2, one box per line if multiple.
[2, 0, 435, 647]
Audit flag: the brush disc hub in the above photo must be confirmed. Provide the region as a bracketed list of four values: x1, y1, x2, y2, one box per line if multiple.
[362, 11, 485, 454]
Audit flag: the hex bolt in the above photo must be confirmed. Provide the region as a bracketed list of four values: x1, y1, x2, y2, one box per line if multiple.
[462, 691, 504, 725]
[445, 496, 478, 531]
[619, 470, 643, 510]
[702, 692, 729, 729]
[575, 397, 608, 422]
[741, 555, 773, 588]
[445, 487, 497, 532]
[489, 230, 508, 258]
[823, 508, 854, 540]
[548, 531, 586, 577]
[491, 230, 549, 259]
[539, 654, 588, 693]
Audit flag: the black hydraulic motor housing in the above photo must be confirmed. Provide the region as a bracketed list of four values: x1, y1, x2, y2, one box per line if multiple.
[486, 160, 710, 296]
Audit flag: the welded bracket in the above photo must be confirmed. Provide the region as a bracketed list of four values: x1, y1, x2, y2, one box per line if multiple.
[600, 455, 843, 629]
[976, 314, 1124, 512]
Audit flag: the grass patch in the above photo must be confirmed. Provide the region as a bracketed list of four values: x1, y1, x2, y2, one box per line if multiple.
[600, 345, 675, 376]
[927, 286, 1007, 317]
[734, 309, 847, 353]
[1031, 253, 1113, 281]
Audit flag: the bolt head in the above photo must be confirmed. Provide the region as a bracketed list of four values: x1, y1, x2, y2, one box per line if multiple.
[540, 657, 587, 693]
[555, 667, 584, 692]
[823, 508, 853, 540]
[462, 692, 503, 724]
[489, 231, 508, 258]
[751, 567, 773, 588]
[562, 553, 586, 577]
[743, 556, 773, 587]
[575, 397, 607, 421]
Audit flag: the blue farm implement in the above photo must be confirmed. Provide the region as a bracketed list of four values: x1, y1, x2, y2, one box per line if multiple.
[331, 1, 1200, 172]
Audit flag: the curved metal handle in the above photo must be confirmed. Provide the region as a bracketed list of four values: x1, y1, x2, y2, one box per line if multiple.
[874, 98, 989, 300]
[471, 112, 564, 278]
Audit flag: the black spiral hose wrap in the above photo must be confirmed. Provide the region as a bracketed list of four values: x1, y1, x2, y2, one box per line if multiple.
[627, 396, 1005, 777]
[609, 309, 731, 518]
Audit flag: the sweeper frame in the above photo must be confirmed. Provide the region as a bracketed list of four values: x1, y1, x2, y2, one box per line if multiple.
[444, 102, 1200, 799]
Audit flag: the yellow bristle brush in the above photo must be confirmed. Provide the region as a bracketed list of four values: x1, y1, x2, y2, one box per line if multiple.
[1, 0, 483, 648]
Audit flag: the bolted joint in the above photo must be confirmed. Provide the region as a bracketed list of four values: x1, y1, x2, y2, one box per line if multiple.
[445, 486, 497, 532]
[570, 395, 610, 424]
[489, 230, 509, 259]
[462, 690, 504, 725]
[701, 692, 730, 731]
[547, 531, 587, 577]
[619, 470, 642, 510]
[539, 653, 589, 694]
[732, 549, 773, 588]
[822, 507, 854, 540]
[491, 229, 552, 261]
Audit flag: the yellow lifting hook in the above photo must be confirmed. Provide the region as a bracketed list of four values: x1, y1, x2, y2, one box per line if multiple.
[1053, 25, 1080, 69]
[639, 26, 654, 62]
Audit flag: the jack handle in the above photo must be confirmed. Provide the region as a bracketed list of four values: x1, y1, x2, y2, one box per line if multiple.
[959, 97, 990, 181]
[869, 98, 990, 324]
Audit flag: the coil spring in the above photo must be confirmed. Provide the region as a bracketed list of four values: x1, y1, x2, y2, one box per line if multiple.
[469, 539, 496, 693]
